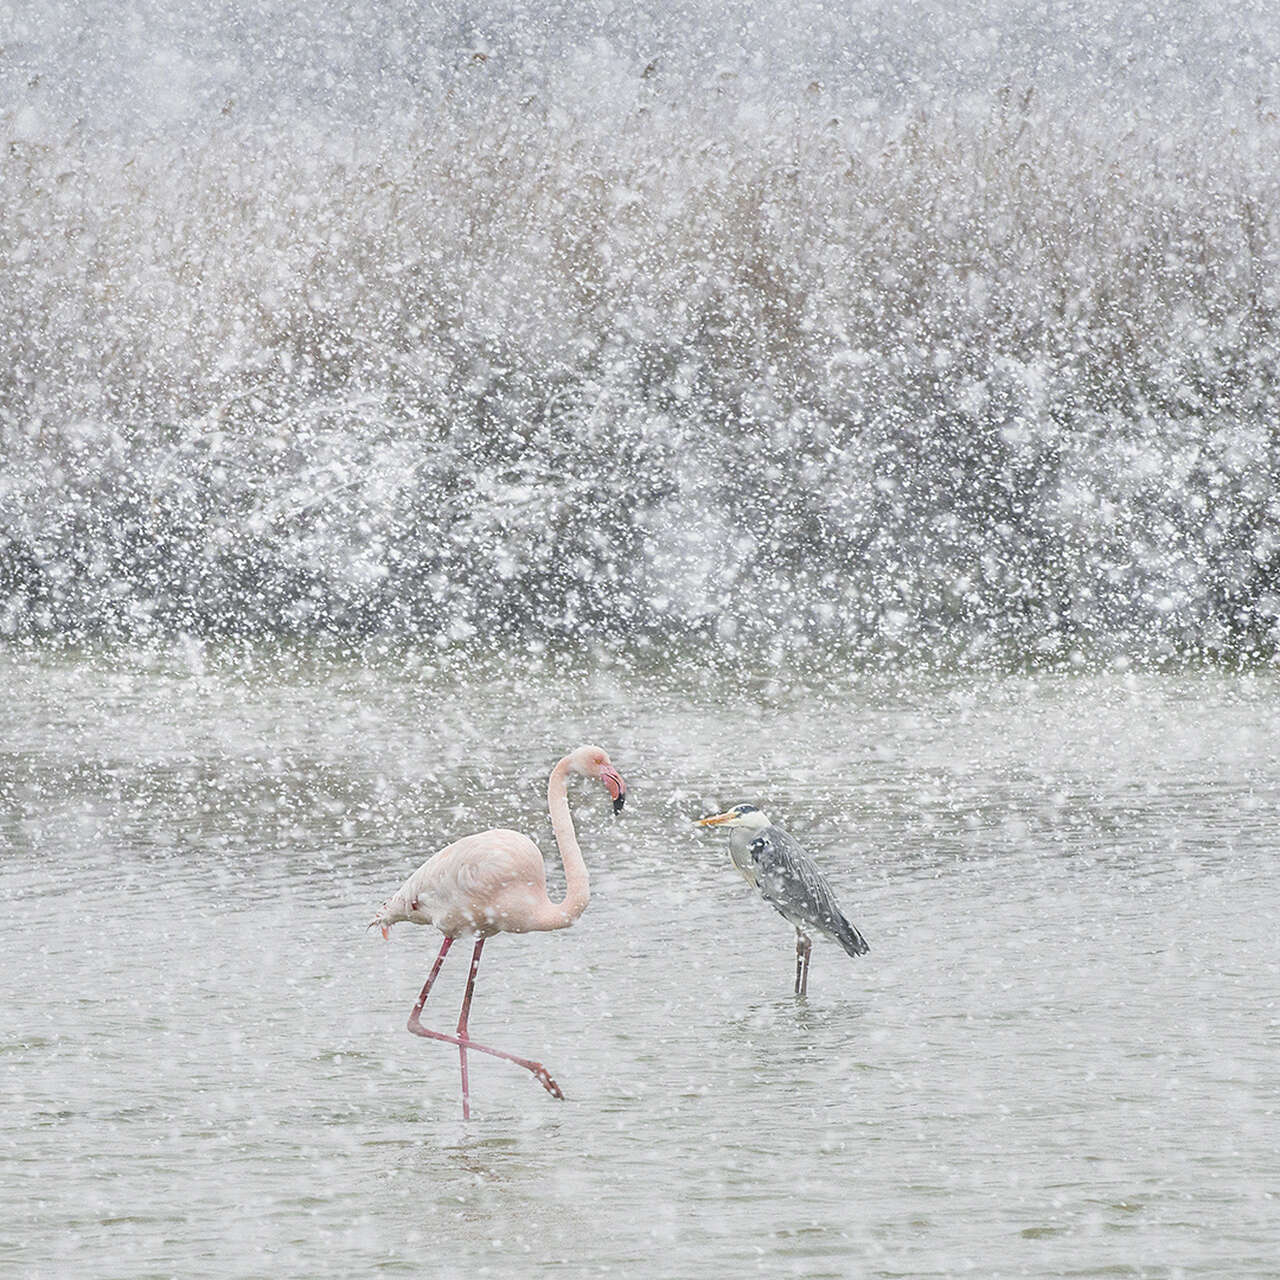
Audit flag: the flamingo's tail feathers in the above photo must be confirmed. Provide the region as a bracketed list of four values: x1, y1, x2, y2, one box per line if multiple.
[369, 898, 399, 937]
[370, 888, 421, 937]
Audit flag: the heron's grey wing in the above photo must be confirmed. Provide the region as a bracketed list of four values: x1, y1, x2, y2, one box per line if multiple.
[750, 826, 870, 957]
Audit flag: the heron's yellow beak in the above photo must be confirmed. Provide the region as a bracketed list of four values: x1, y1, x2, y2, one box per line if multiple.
[696, 810, 735, 826]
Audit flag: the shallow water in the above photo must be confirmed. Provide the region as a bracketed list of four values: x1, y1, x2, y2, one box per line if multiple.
[2, 647, 1277, 1278]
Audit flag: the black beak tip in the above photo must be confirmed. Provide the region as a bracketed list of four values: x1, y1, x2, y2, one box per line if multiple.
[613, 794, 626, 814]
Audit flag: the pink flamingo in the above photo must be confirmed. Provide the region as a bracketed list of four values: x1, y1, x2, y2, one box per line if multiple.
[371, 744, 626, 1118]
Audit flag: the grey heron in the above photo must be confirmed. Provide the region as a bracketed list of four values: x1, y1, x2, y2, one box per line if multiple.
[696, 803, 869, 996]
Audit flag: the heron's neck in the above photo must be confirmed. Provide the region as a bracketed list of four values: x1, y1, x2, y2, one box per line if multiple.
[543, 757, 590, 928]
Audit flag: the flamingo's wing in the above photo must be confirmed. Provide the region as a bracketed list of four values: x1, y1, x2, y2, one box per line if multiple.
[374, 829, 547, 935]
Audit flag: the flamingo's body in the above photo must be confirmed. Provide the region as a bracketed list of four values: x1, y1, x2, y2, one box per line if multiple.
[375, 830, 582, 939]
[372, 744, 626, 1118]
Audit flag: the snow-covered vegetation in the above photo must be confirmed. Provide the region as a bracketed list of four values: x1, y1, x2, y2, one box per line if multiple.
[4, 35, 1280, 665]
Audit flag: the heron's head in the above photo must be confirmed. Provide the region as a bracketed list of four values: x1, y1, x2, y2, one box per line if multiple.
[695, 803, 769, 830]
[567, 744, 627, 813]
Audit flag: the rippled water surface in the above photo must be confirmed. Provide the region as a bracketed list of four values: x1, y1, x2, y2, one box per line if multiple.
[3, 648, 1277, 1278]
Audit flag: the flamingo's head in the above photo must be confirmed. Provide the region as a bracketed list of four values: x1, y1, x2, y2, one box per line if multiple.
[568, 744, 627, 813]
[695, 803, 769, 830]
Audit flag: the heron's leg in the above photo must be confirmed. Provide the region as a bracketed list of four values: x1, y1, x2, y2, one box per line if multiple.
[405, 939, 564, 1103]
[796, 931, 812, 998]
[455, 938, 485, 1119]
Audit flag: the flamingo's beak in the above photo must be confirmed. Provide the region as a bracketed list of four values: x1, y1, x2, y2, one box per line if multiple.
[696, 810, 735, 826]
[380, 923, 390, 940]
[602, 766, 626, 813]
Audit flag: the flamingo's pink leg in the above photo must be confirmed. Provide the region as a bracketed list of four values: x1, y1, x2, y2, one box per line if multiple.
[408, 936, 454, 1027]
[456, 939, 484, 1119]
[405, 937, 564, 1106]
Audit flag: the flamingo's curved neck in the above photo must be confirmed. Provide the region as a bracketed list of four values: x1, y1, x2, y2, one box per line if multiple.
[544, 756, 590, 928]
